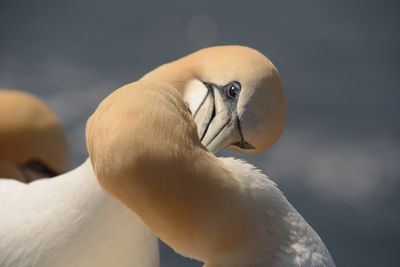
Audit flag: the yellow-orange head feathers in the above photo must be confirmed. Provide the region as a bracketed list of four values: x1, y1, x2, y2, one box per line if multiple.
[143, 46, 286, 154]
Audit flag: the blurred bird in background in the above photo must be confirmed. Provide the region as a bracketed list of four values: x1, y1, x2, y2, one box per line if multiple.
[0, 89, 69, 182]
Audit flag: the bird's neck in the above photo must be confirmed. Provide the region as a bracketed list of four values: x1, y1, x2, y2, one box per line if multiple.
[270, 204, 335, 267]
[106, 152, 333, 267]
[215, 158, 335, 267]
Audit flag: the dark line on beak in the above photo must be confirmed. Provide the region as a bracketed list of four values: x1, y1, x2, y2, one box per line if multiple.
[200, 87, 216, 142]
[193, 85, 211, 119]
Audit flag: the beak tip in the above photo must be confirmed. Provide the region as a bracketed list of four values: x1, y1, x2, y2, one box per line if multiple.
[237, 141, 255, 150]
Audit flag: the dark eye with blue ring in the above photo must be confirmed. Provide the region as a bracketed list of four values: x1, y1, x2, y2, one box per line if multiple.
[225, 81, 241, 99]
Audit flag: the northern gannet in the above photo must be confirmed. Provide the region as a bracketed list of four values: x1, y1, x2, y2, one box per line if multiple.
[88, 81, 335, 267]
[0, 46, 284, 267]
[0, 89, 69, 182]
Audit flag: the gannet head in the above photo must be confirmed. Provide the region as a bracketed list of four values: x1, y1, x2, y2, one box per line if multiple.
[0, 90, 69, 181]
[143, 46, 286, 154]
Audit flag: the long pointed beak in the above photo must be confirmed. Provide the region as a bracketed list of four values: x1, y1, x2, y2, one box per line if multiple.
[193, 88, 215, 141]
[185, 83, 239, 153]
[184, 81, 255, 154]
[197, 86, 235, 153]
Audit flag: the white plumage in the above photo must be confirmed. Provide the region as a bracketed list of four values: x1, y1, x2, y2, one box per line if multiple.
[211, 157, 335, 267]
[0, 160, 158, 267]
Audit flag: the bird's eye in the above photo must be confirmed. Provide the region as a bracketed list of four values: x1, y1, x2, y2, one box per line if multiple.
[225, 81, 241, 100]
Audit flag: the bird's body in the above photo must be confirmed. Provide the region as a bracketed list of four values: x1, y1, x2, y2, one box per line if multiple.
[0, 160, 158, 267]
[88, 81, 335, 267]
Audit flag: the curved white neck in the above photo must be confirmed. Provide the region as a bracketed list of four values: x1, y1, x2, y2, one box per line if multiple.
[109, 153, 334, 267]
[204, 158, 335, 267]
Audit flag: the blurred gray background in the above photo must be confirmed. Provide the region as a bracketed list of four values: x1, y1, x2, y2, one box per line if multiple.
[1, 0, 399, 266]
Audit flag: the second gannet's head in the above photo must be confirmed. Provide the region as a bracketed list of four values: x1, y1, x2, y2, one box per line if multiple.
[0, 89, 69, 182]
[144, 46, 286, 154]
